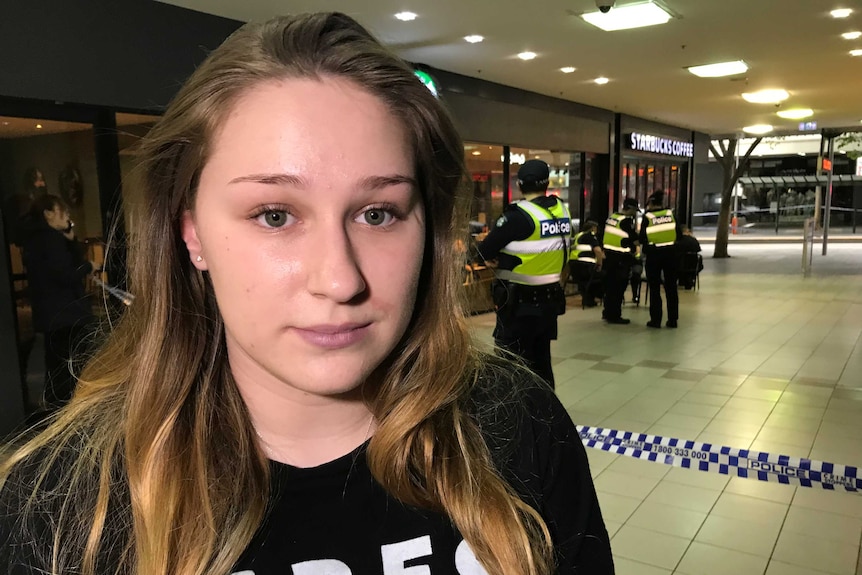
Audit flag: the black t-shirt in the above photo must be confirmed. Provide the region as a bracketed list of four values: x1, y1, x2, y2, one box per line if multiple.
[1, 370, 614, 575]
[232, 377, 613, 574]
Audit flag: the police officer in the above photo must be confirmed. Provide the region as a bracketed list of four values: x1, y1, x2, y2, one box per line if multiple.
[602, 197, 640, 324]
[570, 220, 604, 307]
[478, 159, 571, 388]
[640, 190, 683, 328]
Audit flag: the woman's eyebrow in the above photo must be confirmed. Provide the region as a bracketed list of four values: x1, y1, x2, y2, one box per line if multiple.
[228, 173, 306, 187]
[359, 174, 417, 191]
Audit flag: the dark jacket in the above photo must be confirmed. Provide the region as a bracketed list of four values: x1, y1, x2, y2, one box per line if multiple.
[20, 218, 94, 332]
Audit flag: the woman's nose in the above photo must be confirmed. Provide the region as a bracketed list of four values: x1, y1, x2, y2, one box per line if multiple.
[305, 224, 367, 303]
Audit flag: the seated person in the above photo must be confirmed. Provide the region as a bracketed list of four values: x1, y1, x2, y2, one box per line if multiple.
[569, 220, 604, 307]
[675, 227, 703, 289]
[629, 253, 643, 304]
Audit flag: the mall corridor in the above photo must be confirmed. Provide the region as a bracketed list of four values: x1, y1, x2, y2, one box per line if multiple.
[470, 243, 862, 575]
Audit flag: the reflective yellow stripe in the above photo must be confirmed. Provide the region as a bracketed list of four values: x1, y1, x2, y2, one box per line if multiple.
[497, 270, 562, 285]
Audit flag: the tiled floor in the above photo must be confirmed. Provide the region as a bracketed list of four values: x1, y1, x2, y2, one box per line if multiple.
[469, 243, 862, 575]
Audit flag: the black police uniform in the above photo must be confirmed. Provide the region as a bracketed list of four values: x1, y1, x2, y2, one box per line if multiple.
[640, 197, 683, 328]
[601, 207, 639, 324]
[477, 161, 569, 388]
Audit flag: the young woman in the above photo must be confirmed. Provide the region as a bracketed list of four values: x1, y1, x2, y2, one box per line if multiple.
[19, 194, 98, 407]
[0, 12, 613, 575]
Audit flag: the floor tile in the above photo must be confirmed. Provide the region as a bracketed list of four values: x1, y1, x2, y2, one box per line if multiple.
[667, 401, 721, 418]
[675, 542, 769, 575]
[709, 492, 789, 530]
[772, 530, 859, 575]
[694, 513, 781, 557]
[626, 500, 706, 539]
[610, 524, 690, 570]
[782, 505, 862, 547]
[646, 480, 722, 514]
[724, 476, 797, 505]
[593, 470, 662, 500]
[681, 391, 730, 407]
[764, 561, 836, 575]
[606, 454, 671, 479]
[612, 557, 672, 575]
[663, 466, 731, 491]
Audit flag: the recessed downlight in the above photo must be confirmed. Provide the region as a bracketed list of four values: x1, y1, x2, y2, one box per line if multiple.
[831, 8, 852, 18]
[464, 35, 484, 43]
[594, 77, 609, 84]
[35, 124, 43, 129]
[842, 31, 862, 40]
[394, 11, 417, 21]
[517, 51, 537, 60]
[687, 60, 748, 77]
[851, 49, 862, 56]
[743, 124, 773, 135]
[582, 1, 673, 31]
[777, 108, 814, 120]
[560, 66, 576, 73]
[742, 89, 790, 104]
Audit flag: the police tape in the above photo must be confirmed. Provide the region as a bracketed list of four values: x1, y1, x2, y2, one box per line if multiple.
[576, 425, 861, 493]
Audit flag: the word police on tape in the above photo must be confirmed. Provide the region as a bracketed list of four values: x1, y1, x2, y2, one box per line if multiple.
[577, 425, 861, 493]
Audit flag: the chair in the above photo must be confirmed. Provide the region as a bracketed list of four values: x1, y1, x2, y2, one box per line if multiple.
[678, 251, 702, 291]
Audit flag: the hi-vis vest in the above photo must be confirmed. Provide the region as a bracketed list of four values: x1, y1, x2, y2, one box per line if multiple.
[571, 231, 597, 264]
[603, 213, 633, 253]
[644, 209, 678, 247]
[498, 199, 571, 285]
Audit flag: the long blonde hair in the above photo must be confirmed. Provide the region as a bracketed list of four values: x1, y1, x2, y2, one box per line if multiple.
[1, 12, 552, 575]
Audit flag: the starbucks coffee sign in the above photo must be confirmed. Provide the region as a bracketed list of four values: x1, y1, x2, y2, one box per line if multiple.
[627, 132, 694, 158]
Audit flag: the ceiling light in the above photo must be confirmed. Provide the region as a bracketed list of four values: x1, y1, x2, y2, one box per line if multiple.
[464, 35, 484, 43]
[560, 66, 576, 73]
[582, 1, 673, 32]
[777, 108, 814, 119]
[687, 60, 748, 77]
[471, 151, 481, 156]
[842, 31, 862, 40]
[742, 89, 790, 104]
[517, 51, 537, 60]
[35, 124, 43, 129]
[831, 8, 852, 18]
[743, 124, 773, 135]
[851, 49, 862, 56]
[594, 77, 610, 84]
[394, 11, 417, 21]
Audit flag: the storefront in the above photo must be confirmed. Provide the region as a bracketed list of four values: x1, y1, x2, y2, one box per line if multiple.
[613, 115, 702, 225]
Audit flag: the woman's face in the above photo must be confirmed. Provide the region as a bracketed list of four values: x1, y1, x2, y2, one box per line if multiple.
[183, 77, 425, 399]
[44, 203, 69, 231]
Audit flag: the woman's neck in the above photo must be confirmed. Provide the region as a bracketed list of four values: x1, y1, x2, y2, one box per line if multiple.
[234, 368, 376, 468]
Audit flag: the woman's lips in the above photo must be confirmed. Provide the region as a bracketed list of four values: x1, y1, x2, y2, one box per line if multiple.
[293, 323, 371, 349]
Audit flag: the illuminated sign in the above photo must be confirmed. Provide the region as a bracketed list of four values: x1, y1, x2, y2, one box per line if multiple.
[798, 121, 817, 131]
[626, 132, 694, 158]
[414, 70, 439, 98]
[502, 153, 527, 164]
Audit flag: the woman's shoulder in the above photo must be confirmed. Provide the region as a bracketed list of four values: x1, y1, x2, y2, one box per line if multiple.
[467, 355, 580, 487]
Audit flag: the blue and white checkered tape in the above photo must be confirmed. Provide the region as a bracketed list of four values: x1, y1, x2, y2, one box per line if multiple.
[577, 425, 861, 493]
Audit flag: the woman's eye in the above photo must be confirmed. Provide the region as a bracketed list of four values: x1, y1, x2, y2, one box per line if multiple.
[256, 210, 291, 228]
[359, 207, 396, 227]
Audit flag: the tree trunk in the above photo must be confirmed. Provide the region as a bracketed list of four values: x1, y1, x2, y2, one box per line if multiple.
[709, 137, 762, 258]
[713, 160, 734, 258]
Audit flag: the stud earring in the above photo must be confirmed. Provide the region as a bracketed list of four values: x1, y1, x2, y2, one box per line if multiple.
[196, 256, 203, 262]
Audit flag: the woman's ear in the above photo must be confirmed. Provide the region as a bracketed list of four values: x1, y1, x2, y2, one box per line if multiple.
[181, 210, 207, 270]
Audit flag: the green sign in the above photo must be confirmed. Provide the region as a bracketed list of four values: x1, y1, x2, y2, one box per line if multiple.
[414, 70, 439, 98]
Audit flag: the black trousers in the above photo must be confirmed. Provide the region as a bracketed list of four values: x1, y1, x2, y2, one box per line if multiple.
[602, 253, 632, 320]
[494, 311, 557, 388]
[44, 318, 95, 408]
[570, 261, 602, 304]
[645, 248, 679, 324]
